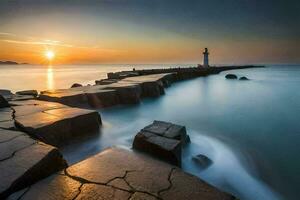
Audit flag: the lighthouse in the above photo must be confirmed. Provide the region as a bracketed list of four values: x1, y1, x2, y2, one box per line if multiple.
[203, 48, 209, 67]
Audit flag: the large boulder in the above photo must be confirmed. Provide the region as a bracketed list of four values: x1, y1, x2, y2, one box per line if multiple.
[16, 90, 38, 97]
[0, 95, 9, 108]
[133, 121, 190, 166]
[133, 131, 181, 166]
[225, 74, 238, 79]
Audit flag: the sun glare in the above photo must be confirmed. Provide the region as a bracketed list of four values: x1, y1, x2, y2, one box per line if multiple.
[45, 50, 55, 60]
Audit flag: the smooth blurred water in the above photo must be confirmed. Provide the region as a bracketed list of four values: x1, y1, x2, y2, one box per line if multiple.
[0, 64, 189, 92]
[60, 65, 300, 200]
[1, 64, 299, 199]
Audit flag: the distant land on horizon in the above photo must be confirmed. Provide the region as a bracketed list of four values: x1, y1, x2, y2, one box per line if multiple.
[0, 61, 29, 65]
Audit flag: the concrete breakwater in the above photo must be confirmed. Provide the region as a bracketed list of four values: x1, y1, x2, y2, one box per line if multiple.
[39, 65, 261, 108]
[0, 65, 261, 199]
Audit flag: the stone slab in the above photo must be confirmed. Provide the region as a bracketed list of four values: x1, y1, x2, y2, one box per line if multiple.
[133, 131, 181, 166]
[133, 121, 190, 166]
[13, 100, 101, 146]
[0, 129, 67, 199]
[11, 148, 234, 200]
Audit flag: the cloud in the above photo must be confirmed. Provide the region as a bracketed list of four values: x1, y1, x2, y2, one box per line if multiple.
[0, 32, 124, 53]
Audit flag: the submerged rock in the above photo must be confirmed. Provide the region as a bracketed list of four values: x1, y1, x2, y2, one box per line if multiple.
[225, 74, 238, 79]
[0, 95, 9, 108]
[192, 154, 213, 169]
[239, 76, 249, 80]
[71, 83, 82, 88]
[16, 90, 38, 97]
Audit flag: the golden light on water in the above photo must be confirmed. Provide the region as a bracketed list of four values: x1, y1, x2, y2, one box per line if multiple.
[47, 66, 54, 90]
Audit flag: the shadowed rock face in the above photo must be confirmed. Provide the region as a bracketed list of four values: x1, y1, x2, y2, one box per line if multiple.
[16, 90, 38, 97]
[0, 129, 67, 199]
[0, 95, 9, 108]
[12, 100, 101, 146]
[39, 73, 174, 108]
[225, 74, 238, 79]
[9, 148, 234, 200]
[133, 121, 190, 166]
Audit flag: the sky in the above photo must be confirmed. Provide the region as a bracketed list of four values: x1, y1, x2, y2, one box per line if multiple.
[0, 0, 299, 65]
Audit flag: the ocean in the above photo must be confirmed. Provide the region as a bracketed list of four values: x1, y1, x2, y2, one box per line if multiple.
[1, 64, 299, 200]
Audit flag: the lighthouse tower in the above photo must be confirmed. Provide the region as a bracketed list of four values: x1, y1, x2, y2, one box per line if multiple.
[203, 48, 209, 67]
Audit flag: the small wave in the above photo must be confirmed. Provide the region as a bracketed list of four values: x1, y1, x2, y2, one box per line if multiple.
[182, 130, 281, 200]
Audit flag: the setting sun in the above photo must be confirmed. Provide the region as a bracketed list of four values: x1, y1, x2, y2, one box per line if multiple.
[45, 50, 55, 60]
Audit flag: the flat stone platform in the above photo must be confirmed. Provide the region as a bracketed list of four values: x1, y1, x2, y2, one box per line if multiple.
[9, 147, 234, 200]
[12, 100, 101, 146]
[0, 128, 67, 199]
[38, 66, 261, 109]
[39, 73, 173, 108]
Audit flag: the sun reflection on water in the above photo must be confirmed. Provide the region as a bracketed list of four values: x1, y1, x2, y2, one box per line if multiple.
[47, 66, 54, 90]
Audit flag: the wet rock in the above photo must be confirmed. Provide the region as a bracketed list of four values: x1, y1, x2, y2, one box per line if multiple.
[0, 95, 9, 108]
[239, 76, 249, 80]
[70, 83, 82, 88]
[133, 121, 190, 166]
[142, 120, 189, 145]
[192, 154, 213, 169]
[16, 90, 38, 97]
[12, 147, 234, 200]
[133, 131, 181, 166]
[225, 74, 238, 79]
[0, 129, 67, 199]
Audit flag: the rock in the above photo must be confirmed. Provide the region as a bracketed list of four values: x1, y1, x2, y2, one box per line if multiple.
[239, 76, 249, 80]
[192, 154, 213, 169]
[16, 90, 38, 97]
[13, 100, 101, 146]
[225, 74, 238, 79]
[0, 95, 9, 108]
[0, 89, 13, 98]
[142, 120, 189, 144]
[133, 121, 190, 166]
[11, 147, 234, 200]
[70, 83, 82, 88]
[133, 131, 182, 166]
[0, 129, 67, 199]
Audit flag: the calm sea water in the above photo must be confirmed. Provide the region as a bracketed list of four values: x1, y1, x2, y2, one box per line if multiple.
[1, 64, 299, 200]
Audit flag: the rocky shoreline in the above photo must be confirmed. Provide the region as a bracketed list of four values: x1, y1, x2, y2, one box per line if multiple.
[0, 65, 261, 199]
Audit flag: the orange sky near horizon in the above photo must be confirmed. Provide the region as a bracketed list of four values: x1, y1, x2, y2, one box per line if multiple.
[1, 33, 299, 65]
[0, 0, 299, 65]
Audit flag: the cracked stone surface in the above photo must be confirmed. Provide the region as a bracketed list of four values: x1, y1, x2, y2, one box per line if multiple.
[0, 129, 67, 199]
[0, 129, 24, 143]
[12, 147, 234, 200]
[13, 100, 101, 146]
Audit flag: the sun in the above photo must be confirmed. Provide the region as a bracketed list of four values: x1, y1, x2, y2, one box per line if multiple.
[45, 50, 55, 60]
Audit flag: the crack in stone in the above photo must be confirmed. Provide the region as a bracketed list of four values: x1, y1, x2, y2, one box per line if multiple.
[72, 183, 83, 200]
[123, 171, 162, 200]
[158, 168, 176, 197]
[0, 141, 37, 162]
[0, 133, 25, 144]
[64, 169, 163, 199]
